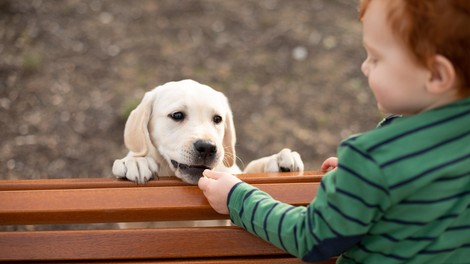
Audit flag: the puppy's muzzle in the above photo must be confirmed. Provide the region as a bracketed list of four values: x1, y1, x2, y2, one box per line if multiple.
[171, 160, 210, 172]
[170, 140, 218, 180]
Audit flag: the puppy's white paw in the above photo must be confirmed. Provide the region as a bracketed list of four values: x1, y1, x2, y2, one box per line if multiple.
[265, 148, 304, 173]
[112, 156, 158, 184]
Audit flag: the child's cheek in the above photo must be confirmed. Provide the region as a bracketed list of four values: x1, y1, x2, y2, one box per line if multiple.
[367, 76, 386, 106]
[367, 74, 380, 98]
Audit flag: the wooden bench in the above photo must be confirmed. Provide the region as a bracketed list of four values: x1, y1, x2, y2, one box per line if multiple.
[0, 171, 336, 263]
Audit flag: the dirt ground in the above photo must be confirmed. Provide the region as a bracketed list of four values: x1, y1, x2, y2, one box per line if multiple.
[0, 0, 380, 181]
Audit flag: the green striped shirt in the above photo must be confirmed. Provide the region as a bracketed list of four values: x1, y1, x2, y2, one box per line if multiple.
[228, 97, 470, 263]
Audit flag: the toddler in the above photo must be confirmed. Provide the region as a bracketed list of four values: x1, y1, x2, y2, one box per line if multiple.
[199, 0, 470, 263]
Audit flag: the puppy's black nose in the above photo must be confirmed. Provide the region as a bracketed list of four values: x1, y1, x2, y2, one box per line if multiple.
[194, 140, 217, 159]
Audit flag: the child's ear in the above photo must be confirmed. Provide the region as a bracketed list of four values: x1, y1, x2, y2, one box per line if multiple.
[426, 55, 456, 94]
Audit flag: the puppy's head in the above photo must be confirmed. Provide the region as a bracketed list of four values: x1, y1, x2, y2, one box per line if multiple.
[123, 79, 236, 184]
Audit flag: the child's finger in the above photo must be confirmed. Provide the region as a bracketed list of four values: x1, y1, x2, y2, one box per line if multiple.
[198, 175, 210, 190]
[202, 169, 224, 179]
[321, 157, 338, 171]
[321, 162, 331, 171]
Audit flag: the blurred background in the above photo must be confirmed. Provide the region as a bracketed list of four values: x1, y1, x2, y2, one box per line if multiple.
[0, 0, 380, 181]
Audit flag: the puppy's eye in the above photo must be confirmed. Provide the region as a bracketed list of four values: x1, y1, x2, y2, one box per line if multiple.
[213, 115, 222, 124]
[169, 112, 185, 121]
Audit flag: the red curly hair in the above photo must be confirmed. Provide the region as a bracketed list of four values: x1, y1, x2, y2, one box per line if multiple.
[359, 0, 470, 97]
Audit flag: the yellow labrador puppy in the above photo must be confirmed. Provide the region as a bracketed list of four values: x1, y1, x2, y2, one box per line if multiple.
[113, 79, 303, 185]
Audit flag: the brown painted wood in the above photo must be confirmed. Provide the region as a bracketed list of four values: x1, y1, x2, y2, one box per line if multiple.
[0, 227, 282, 261]
[11, 258, 335, 264]
[0, 171, 323, 191]
[0, 171, 336, 263]
[0, 172, 322, 225]
[0, 227, 336, 263]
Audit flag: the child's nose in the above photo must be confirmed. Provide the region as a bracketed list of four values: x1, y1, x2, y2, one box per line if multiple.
[361, 60, 369, 76]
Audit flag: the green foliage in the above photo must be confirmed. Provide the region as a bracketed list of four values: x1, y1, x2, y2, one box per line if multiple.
[22, 52, 43, 73]
[119, 98, 140, 121]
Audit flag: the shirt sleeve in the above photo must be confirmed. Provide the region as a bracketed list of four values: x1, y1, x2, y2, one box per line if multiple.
[227, 140, 392, 262]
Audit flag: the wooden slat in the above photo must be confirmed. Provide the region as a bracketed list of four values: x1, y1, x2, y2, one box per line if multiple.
[0, 172, 322, 225]
[0, 226, 334, 263]
[0, 227, 337, 263]
[0, 227, 285, 261]
[37, 258, 337, 264]
[19, 258, 337, 264]
[0, 227, 333, 263]
[0, 183, 318, 225]
[0, 171, 323, 191]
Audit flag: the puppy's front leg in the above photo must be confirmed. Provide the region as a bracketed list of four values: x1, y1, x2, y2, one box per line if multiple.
[112, 155, 158, 184]
[243, 148, 304, 173]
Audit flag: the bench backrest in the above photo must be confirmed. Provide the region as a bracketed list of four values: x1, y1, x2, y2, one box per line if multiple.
[0, 171, 336, 263]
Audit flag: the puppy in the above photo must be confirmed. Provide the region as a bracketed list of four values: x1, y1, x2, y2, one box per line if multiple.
[113, 79, 303, 185]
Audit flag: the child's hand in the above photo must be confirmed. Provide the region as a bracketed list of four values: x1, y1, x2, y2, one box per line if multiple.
[198, 170, 242, 215]
[321, 157, 338, 172]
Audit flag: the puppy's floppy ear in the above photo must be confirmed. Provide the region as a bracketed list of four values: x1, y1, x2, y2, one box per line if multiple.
[223, 104, 237, 167]
[124, 91, 156, 157]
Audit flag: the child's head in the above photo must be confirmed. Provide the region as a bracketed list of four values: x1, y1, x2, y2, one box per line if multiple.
[359, 0, 470, 98]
